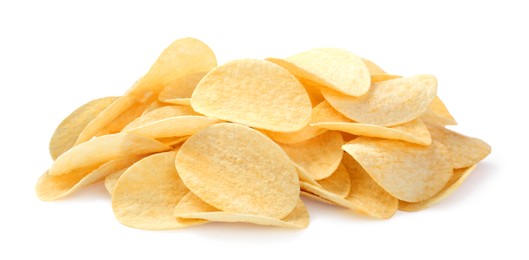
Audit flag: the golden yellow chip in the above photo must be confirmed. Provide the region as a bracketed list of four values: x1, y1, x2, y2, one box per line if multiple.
[112, 152, 205, 230]
[322, 75, 437, 126]
[49, 133, 170, 176]
[427, 124, 491, 168]
[362, 58, 386, 75]
[75, 38, 217, 145]
[300, 153, 398, 219]
[36, 156, 142, 201]
[175, 123, 299, 219]
[420, 96, 457, 126]
[265, 126, 327, 144]
[316, 163, 350, 198]
[49, 96, 118, 160]
[343, 137, 453, 202]
[370, 74, 402, 83]
[296, 77, 325, 106]
[191, 59, 311, 132]
[311, 101, 431, 145]
[122, 106, 220, 139]
[399, 165, 477, 212]
[279, 131, 343, 180]
[174, 193, 309, 228]
[268, 48, 370, 96]
[104, 168, 126, 195]
[158, 72, 207, 105]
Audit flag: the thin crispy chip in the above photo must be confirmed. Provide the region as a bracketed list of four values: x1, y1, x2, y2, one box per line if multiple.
[122, 106, 220, 139]
[191, 59, 312, 132]
[50, 96, 118, 160]
[421, 96, 457, 126]
[279, 131, 343, 180]
[157, 136, 189, 147]
[95, 99, 154, 136]
[268, 48, 370, 96]
[76, 38, 216, 144]
[311, 101, 431, 145]
[399, 165, 477, 211]
[427, 124, 491, 168]
[174, 193, 309, 228]
[300, 191, 339, 206]
[49, 133, 170, 176]
[36, 156, 142, 201]
[158, 72, 207, 105]
[176, 123, 299, 219]
[265, 126, 327, 144]
[300, 153, 398, 219]
[322, 75, 437, 126]
[343, 137, 453, 202]
[112, 152, 206, 230]
[362, 58, 386, 75]
[104, 168, 127, 195]
[316, 163, 350, 198]
[296, 77, 325, 106]
[371, 74, 401, 83]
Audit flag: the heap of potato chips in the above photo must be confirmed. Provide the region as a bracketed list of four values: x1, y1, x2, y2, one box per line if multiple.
[37, 38, 491, 230]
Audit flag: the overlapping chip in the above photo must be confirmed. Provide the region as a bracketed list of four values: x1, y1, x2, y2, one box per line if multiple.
[37, 37, 491, 231]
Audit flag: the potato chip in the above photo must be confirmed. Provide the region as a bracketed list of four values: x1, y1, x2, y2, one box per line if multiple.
[279, 131, 343, 180]
[104, 168, 126, 195]
[265, 125, 327, 144]
[427, 124, 491, 168]
[36, 156, 142, 201]
[268, 48, 370, 96]
[343, 137, 453, 202]
[296, 77, 325, 106]
[49, 133, 170, 176]
[322, 75, 437, 126]
[94, 99, 154, 136]
[123, 107, 220, 139]
[316, 163, 350, 198]
[311, 101, 431, 145]
[300, 153, 398, 219]
[191, 59, 311, 132]
[112, 152, 205, 230]
[157, 136, 189, 147]
[75, 38, 217, 144]
[362, 58, 386, 75]
[420, 96, 457, 126]
[399, 165, 477, 212]
[300, 191, 338, 206]
[175, 123, 299, 219]
[50, 96, 118, 160]
[158, 72, 207, 105]
[371, 74, 401, 83]
[174, 193, 309, 228]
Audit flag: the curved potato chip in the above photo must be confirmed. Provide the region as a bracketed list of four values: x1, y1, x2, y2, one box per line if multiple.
[279, 131, 343, 180]
[322, 75, 437, 126]
[36, 156, 142, 201]
[191, 59, 311, 132]
[265, 125, 327, 144]
[125, 116, 221, 139]
[362, 58, 386, 75]
[157, 136, 189, 147]
[50, 96, 118, 160]
[420, 96, 457, 126]
[176, 123, 299, 219]
[311, 101, 431, 145]
[174, 193, 309, 228]
[104, 168, 127, 195]
[112, 152, 205, 230]
[296, 77, 325, 106]
[76, 38, 216, 144]
[123, 105, 199, 131]
[399, 165, 477, 212]
[371, 74, 401, 83]
[158, 72, 207, 105]
[269, 48, 370, 96]
[316, 163, 350, 198]
[427, 124, 491, 168]
[300, 191, 338, 206]
[49, 133, 170, 176]
[343, 137, 453, 202]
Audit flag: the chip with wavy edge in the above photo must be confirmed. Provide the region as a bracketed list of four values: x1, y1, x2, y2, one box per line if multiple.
[49, 133, 170, 176]
[310, 101, 431, 145]
[174, 193, 309, 228]
[322, 75, 437, 126]
[191, 59, 311, 132]
[427, 124, 491, 168]
[112, 152, 206, 230]
[278, 131, 343, 180]
[343, 137, 453, 202]
[76, 38, 217, 145]
[399, 165, 477, 211]
[49, 96, 118, 160]
[268, 48, 370, 96]
[176, 123, 299, 219]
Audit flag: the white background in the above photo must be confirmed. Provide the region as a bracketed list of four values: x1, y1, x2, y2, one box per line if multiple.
[1, 0, 527, 259]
